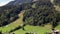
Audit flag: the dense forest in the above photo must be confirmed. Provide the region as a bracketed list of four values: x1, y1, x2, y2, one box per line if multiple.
[0, 5, 22, 26]
[23, 0, 60, 28]
[0, 0, 60, 29]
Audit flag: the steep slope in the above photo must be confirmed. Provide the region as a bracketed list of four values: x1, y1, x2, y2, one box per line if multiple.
[7, 0, 33, 6]
[0, 0, 60, 34]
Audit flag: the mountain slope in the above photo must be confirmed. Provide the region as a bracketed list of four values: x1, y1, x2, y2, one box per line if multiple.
[0, 0, 60, 34]
[7, 0, 33, 6]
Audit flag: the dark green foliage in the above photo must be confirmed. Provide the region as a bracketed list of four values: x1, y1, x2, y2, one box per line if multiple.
[23, 0, 60, 28]
[0, 5, 22, 26]
[0, 3, 32, 27]
[21, 3, 33, 10]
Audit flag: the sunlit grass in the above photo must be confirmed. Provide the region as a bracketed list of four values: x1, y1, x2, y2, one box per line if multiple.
[12, 25, 51, 34]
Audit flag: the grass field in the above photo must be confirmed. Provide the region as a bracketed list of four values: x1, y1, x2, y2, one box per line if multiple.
[11, 24, 60, 34]
[11, 25, 51, 34]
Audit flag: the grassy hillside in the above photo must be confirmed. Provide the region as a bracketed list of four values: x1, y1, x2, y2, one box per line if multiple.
[0, 10, 52, 34]
[0, 11, 51, 34]
[0, 0, 60, 34]
[0, 11, 60, 34]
